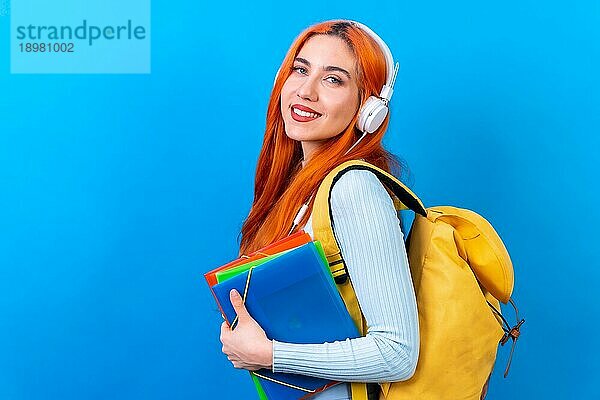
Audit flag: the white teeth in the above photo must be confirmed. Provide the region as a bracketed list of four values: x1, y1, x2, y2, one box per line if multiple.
[293, 107, 320, 119]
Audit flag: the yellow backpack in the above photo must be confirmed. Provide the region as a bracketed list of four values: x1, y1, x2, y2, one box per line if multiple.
[311, 160, 524, 400]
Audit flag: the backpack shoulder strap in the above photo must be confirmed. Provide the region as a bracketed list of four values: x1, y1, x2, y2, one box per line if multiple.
[312, 159, 427, 278]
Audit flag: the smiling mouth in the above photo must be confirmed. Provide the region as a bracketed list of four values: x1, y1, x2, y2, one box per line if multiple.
[291, 106, 322, 122]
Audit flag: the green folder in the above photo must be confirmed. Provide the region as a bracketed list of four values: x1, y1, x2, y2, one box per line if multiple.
[216, 241, 329, 284]
[251, 373, 268, 400]
[215, 249, 293, 283]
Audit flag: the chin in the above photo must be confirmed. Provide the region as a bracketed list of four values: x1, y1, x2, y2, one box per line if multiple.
[283, 126, 312, 142]
[284, 132, 309, 142]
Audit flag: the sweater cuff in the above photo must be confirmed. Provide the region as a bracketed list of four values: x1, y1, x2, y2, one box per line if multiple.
[271, 339, 275, 373]
[272, 339, 281, 373]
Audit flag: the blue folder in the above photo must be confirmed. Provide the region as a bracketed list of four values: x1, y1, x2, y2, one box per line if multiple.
[212, 241, 360, 399]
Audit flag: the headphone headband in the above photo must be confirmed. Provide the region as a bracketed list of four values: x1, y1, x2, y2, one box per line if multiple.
[342, 20, 398, 101]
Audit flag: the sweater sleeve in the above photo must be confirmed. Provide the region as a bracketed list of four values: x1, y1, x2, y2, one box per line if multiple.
[272, 169, 420, 382]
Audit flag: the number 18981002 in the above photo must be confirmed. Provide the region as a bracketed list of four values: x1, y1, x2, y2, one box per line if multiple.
[19, 43, 74, 53]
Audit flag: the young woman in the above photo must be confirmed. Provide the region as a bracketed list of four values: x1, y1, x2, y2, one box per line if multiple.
[219, 19, 419, 400]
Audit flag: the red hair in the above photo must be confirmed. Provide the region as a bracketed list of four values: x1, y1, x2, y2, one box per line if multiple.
[239, 20, 407, 255]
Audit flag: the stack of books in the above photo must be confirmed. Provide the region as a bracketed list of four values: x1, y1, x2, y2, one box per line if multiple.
[204, 231, 360, 399]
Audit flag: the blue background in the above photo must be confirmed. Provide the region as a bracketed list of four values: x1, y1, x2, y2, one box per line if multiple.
[1, 1, 598, 398]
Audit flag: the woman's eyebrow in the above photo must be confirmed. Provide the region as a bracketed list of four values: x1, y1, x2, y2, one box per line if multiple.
[294, 57, 352, 80]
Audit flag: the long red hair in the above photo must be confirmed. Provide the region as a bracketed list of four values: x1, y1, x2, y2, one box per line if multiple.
[239, 20, 407, 255]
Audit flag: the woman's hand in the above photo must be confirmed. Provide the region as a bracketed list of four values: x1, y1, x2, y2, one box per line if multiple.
[220, 289, 273, 371]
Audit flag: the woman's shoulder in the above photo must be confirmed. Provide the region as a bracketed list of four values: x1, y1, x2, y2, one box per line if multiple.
[330, 168, 392, 206]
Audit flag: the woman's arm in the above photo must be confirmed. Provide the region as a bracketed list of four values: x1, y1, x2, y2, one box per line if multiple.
[271, 169, 419, 382]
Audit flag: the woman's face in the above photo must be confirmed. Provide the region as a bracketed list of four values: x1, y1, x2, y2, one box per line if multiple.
[280, 34, 360, 160]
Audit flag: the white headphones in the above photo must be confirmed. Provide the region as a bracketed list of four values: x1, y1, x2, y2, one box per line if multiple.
[274, 20, 400, 134]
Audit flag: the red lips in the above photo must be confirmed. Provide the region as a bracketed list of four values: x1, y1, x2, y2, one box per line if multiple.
[292, 104, 321, 115]
[290, 104, 322, 122]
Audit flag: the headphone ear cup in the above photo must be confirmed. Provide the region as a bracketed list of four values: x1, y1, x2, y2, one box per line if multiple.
[357, 96, 389, 134]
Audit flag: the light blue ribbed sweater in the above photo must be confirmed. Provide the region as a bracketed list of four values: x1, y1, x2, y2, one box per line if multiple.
[271, 169, 420, 400]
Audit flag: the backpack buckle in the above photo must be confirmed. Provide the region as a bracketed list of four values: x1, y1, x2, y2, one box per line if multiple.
[334, 274, 349, 284]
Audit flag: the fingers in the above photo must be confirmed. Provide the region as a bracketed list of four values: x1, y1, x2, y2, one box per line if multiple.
[230, 360, 262, 371]
[221, 336, 260, 370]
[229, 289, 249, 322]
[224, 350, 257, 370]
[219, 297, 264, 372]
[220, 321, 229, 339]
[221, 320, 228, 331]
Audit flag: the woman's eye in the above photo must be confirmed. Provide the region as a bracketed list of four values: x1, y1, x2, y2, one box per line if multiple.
[291, 67, 342, 85]
[292, 66, 307, 74]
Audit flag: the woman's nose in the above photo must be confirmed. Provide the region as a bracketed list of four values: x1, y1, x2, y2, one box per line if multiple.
[296, 76, 319, 101]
